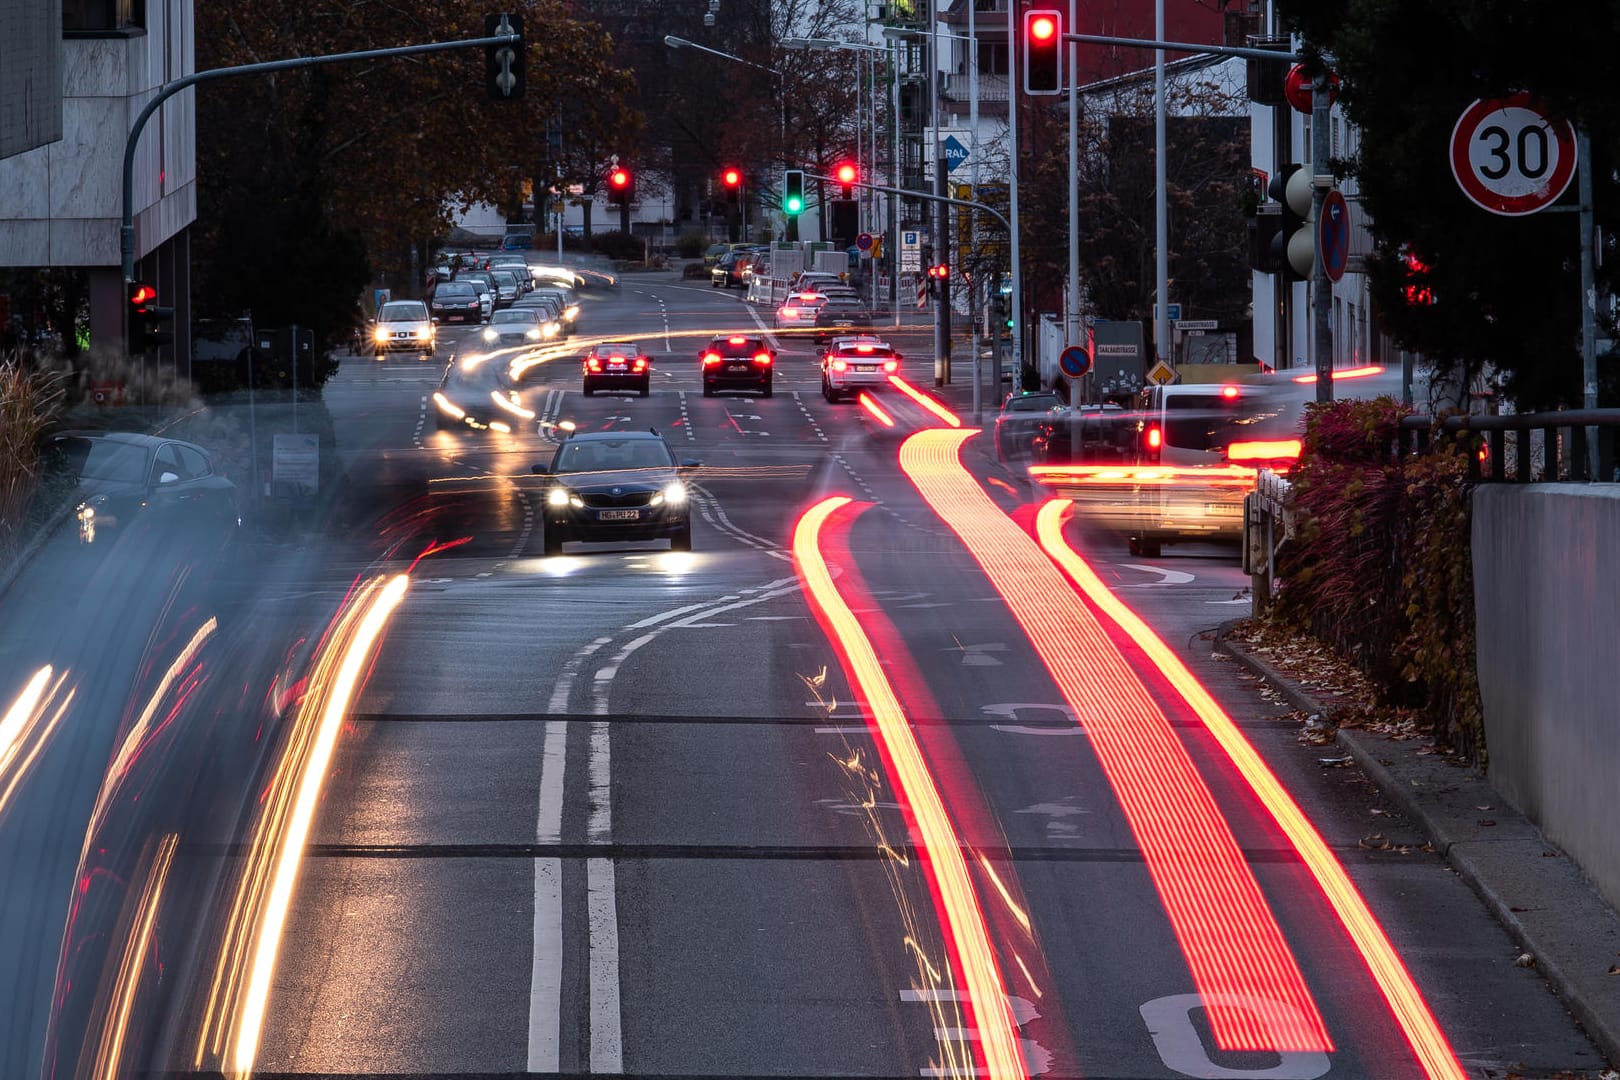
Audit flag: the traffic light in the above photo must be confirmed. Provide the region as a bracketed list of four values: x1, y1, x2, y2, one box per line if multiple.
[721, 166, 743, 191]
[1399, 248, 1437, 307]
[607, 165, 633, 204]
[484, 13, 525, 100]
[128, 281, 174, 353]
[835, 162, 857, 199]
[783, 169, 805, 215]
[1265, 163, 1312, 279]
[1022, 9, 1062, 96]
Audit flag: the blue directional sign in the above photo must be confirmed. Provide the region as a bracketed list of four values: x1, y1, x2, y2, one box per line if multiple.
[1059, 344, 1093, 378]
[942, 135, 970, 173]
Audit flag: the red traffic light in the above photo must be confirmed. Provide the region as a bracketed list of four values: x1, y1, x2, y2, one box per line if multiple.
[926, 263, 950, 279]
[1022, 9, 1062, 95]
[609, 168, 630, 188]
[129, 283, 157, 307]
[1029, 13, 1057, 40]
[721, 167, 742, 187]
[835, 163, 857, 184]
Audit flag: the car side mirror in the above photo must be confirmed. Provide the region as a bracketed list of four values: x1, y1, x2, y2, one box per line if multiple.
[531, 464, 550, 475]
[679, 459, 702, 471]
[157, 471, 180, 485]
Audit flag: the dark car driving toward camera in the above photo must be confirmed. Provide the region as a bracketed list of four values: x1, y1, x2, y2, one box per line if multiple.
[532, 430, 699, 554]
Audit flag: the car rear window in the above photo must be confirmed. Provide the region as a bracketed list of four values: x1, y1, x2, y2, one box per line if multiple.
[1160, 393, 1247, 450]
[710, 338, 766, 356]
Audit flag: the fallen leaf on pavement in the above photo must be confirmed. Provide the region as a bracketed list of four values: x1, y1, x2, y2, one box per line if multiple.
[1359, 833, 1392, 850]
[1514, 952, 1536, 968]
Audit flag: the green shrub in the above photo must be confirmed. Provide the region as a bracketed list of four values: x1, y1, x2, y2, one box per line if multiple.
[1272, 397, 1484, 756]
[675, 231, 708, 258]
[591, 231, 646, 261]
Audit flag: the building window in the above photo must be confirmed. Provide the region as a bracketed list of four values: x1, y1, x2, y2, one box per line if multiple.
[64, 0, 144, 35]
[977, 42, 1008, 76]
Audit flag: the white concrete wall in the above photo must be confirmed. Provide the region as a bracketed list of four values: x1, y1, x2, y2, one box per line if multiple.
[1472, 485, 1620, 909]
[0, 0, 195, 268]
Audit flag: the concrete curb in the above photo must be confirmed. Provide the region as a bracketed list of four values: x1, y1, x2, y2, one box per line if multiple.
[0, 500, 77, 603]
[1214, 623, 1620, 1069]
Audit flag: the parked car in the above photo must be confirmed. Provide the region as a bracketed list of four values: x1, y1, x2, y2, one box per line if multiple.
[45, 432, 240, 546]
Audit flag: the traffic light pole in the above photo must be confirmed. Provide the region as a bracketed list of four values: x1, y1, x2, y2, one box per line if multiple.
[119, 29, 521, 286]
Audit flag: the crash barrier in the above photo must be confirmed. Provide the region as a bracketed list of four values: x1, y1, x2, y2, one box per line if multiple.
[1241, 468, 1293, 612]
[1472, 484, 1620, 911]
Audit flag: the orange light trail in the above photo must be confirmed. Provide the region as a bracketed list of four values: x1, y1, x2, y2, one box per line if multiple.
[1292, 364, 1385, 383]
[794, 497, 1027, 1080]
[900, 428, 1329, 1054]
[889, 375, 962, 428]
[231, 573, 410, 1075]
[1028, 463, 1258, 485]
[0, 665, 73, 821]
[1227, 439, 1303, 462]
[858, 393, 896, 427]
[91, 832, 179, 1080]
[1034, 499, 1465, 1078]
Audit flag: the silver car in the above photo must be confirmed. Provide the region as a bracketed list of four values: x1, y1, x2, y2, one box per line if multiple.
[371, 300, 436, 357]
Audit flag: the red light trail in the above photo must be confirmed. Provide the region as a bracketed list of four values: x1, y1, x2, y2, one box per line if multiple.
[899, 428, 1329, 1054]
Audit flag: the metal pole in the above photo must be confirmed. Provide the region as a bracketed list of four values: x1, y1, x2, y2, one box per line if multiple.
[1007, 0, 1024, 386]
[291, 322, 299, 434]
[1068, 0, 1080, 378]
[890, 41, 901, 326]
[1579, 126, 1598, 476]
[1311, 74, 1333, 401]
[937, 151, 952, 385]
[1153, 0, 1168, 368]
[969, 0, 981, 421]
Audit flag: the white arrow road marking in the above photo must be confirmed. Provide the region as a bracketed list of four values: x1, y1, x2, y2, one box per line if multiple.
[1119, 563, 1196, 586]
[901, 989, 1054, 1076]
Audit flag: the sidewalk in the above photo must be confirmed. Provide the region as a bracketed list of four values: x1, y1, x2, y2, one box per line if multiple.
[1217, 626, 1620, 1069]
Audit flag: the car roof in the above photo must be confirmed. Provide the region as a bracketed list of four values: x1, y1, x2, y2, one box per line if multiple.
[592, 341, 638, 351]
[564, 430, 666, 443]
[53, 430, 206, 452]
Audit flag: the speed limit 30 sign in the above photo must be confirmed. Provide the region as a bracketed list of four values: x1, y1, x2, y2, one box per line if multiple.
[1450, 92, 1577, 216]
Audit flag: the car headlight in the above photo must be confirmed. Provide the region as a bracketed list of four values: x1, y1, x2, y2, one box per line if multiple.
[542, 323, 560, 338]
[661, 481, 687, 506]
[527, 327, 543, 340]
[373, 326, 389, 341]
[433, 392, 465, 419]
[547, 487, 570, 507]
[564, 306, 579, 321]
[418, 327, 432, 339]
[483, 328, 499, 342]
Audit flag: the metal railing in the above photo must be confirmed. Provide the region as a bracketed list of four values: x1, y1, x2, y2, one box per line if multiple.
[1395, 409, 1620, 483]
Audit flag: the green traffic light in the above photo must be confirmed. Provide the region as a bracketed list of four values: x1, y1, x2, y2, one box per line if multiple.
[785, 196, 803, 214]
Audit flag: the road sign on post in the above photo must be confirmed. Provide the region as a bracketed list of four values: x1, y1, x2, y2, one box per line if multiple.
[1059, 344, 1092, 378]
[1319, 189, 1350, 282]
[1450, 93, 1577, 216]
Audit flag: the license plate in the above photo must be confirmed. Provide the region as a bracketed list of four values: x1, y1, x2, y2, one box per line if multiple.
[599, 509, 640, 521]
[855, 364, 877, 372]
[1205, 504, 1243, 516]
[607, 364, 626, 371]
[727, 363, 748, 372]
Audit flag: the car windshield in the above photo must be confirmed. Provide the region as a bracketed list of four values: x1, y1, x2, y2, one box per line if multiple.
[436, 283, 474, 297]
[53, 437, 148, 485]
[1004, 393, 1063, 413]
[552, 438, 674, 473]
[379, 302, 427, 321]
[492, 310, 538, 325]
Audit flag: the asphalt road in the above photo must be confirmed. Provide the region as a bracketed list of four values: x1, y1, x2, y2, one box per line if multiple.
[0, 268, 1608, 1079]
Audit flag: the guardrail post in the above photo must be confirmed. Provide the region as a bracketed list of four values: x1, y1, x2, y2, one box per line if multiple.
[1601, 426, 1616, 482]
[1572, 424, 1591, 481]
[1516, 429, 1532, 482]
[1544, 426, 1560, 480]
[1490, 429, 1506, 481]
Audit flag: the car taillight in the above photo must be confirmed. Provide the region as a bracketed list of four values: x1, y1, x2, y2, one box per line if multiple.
[587, 357, 603, 371]
[832, 359, 848, 372]
[702, 352, 721, 366]
[728, 336, 746, 344]
[1145, 426, 1163, 451]
[754, 353, 772, 365]
[781, 307, 799, 318]
[632, 357, 647, 371]
[855, 344, 874, 353]
[609, 355, 625, 364]
[882, 359, 898, 372]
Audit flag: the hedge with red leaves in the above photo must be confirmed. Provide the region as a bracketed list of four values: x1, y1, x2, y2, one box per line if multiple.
[1273, 397, 1484, 757]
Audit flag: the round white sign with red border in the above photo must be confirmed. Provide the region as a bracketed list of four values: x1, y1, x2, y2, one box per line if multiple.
[1450, 92, 1577, 216]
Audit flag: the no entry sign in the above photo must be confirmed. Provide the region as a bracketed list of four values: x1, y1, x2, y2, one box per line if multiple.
[1450, 93, 1577, 216]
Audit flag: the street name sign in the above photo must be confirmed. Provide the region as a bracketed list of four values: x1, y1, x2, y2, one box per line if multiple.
[1450, 93, 1577, 216]
[1175, 319, 1219, 331]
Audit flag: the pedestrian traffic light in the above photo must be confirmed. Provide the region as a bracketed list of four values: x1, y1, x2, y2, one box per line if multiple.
[783, 169, 805, 215]
[607, 166, 633, 204]
[721, 167, 742, 190]
[484, 13, 525, 100]
[835, 162, 857, 199]
[1022, 9, 1062, 96]
[128, 281, 174, 353]
[1266, 163, 1312, 279]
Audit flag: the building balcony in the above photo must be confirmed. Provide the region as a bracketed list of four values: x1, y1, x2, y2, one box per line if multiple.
[941, 72, 1009, 103]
